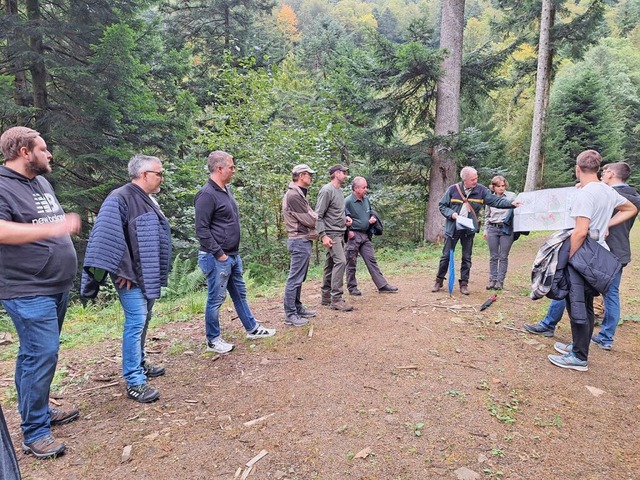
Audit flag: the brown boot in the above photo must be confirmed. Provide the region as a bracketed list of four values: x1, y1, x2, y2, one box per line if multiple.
[321, 292, 331, 306]
[431, 278, 444, 292]
[331, 299, 354, 312]
[459, 282, 470, 295]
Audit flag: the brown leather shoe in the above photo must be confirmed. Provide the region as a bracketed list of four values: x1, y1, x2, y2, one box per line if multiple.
[330, 299, 354, 312]
[321, 294, 331, 306]
[431, 278, 444, 292]
[50, 407, 79, 426]
[460, 283, 470, 295]
[23, 434, 66, 459]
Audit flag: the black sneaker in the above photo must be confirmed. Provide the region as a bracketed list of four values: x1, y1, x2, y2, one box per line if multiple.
[142, 361, 166, 378]
[349, 288, 362, 296]
[378, 284, 398, 293]
[126, 383, 160, 403]
[23, 434, 66, 459]
[523, 322, 555, 337]
[50, 407, 79, 426]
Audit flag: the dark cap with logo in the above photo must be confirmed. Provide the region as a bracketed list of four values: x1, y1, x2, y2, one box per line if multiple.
[329, 164, 349, 175]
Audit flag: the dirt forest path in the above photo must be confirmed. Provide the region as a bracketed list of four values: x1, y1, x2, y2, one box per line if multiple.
[2, 232, 640, 480]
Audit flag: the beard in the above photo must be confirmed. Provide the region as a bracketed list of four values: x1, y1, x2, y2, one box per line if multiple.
[26, 154, 51, 176]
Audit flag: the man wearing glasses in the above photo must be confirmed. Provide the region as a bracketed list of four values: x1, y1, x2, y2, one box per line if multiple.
[195, 151, 276, 354]
[282, 164, 319, 326]
[82, 154, 172, 403]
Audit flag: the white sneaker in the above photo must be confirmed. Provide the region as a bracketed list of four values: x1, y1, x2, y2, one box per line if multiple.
[246, 324, 276, 339]
[207, 337, 235, 354]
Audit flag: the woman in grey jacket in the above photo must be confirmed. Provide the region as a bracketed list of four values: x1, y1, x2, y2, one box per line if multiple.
[483, 176, 517, 290]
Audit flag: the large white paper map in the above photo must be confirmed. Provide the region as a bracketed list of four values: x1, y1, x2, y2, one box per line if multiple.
[513, 187, 578, 232]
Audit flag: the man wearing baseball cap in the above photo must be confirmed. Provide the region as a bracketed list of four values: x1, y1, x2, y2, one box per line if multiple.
[282, 164, 319, 326]
[315, 164, 354, 311]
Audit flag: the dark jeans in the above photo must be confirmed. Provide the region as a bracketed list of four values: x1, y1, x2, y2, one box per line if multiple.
[346, 231, 388, 290]
[283, 238, 312, 317]
[567, 293, 595, 362]
[1, 292, 68, 444]
[436, 231, 475, 284]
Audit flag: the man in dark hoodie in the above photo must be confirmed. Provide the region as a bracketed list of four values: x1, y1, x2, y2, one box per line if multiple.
[0, 127, 81, 460]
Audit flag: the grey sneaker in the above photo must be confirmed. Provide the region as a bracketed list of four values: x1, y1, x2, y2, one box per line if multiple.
[591, 336, 612, 351]
[22, 434, 66, 459]
[523, 322, 555, 337]
[548, 352, 588, 371]
[297, 307, 317, 318]
[207, 337, 235, 354]
[284, 314, 308, 327]
[126, 383, 160, 403]
[554, 342, 572, 354]
[247, 324, 276, 339]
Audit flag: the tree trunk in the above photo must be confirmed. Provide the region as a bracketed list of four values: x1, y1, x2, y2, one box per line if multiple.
[5, 0, 30, 124]
[26, 0, 49, 135]
[524, 0, 554, 191]
[424, 0, 465, 243]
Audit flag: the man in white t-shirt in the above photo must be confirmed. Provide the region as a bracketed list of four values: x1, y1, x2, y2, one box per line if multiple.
[547, 150, 637, 371]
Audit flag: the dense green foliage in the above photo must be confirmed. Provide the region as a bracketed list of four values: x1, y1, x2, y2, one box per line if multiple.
[2, 0, 640, 287]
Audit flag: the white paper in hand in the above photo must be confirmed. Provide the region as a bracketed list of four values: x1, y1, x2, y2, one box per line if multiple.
[455, 216, 475, 231]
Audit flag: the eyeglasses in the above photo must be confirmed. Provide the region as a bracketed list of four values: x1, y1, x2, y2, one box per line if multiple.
[145, 171, 164, 178]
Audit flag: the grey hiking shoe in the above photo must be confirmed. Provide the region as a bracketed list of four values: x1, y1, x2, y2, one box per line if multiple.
[554, 342, 572, 354]
[23, 434, 66, 459]
[297, 307, 317, 318]
[284, 314, 308, 327]
[207, 337, 235, 354]
[591, 336, 612, 351]
[127, 383, 160, 403]
[524, 322, 555, 337]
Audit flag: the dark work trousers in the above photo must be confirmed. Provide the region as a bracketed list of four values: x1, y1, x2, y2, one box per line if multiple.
[345, 231, 388, 291]
[436, 231, 475, 284]
[567, 292, 596, 362]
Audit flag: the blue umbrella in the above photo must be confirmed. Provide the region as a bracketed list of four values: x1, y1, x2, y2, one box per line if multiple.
[448, 248, 455, 296]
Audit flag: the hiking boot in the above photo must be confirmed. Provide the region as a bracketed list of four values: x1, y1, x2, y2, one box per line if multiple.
[486, 281, 496, 290]
[331, 299, 354, 312]
[284, 314, 308, 327]
[554, 342, 572, 354]
[321, 293, 331, 306]
[207, 337, 235, 354]
[22, 434, 66, 459]
[126, 383, 160, 403]
[431, 278, 444, 293]
[459, 282, 470, 295]
[50, 407, 79, 426]
[247, 324, 276, 339]
[591, 336, 612, 351]
[494, 281, 503, 290]
[378, 284, 398, 293]
[142, 360, 166, 378]
[297, 307, 317, 318]
[523, 322, 555, 337]
[349, 288, 362, 296]
[548, 352, 588, 371]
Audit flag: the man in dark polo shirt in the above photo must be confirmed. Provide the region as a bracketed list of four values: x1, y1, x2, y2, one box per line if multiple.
[344, 176, 398, 295]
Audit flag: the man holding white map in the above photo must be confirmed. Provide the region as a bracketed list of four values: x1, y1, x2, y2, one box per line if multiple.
[432, 166, 520, 295]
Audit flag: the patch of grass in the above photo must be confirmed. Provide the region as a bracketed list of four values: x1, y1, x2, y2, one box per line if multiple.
[487, 391, 520, 425]
[445, 390, 466, 397]
[405, 421, 425, 437]
[534, 414, 563, 428]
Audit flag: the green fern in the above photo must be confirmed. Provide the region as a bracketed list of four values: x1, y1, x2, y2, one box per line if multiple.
[162, 255, 205, 299]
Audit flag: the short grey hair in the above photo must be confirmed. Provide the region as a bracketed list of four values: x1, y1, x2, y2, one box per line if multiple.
[460, 166, 477, 181]
[207, 150, 232, 173]
[128, 154, 162, 179]
[351, 176, 366, 191]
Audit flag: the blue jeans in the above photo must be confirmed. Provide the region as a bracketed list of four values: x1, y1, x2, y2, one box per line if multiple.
[540, 298, 566, 330]
[115, 285, 155, 387]
[593, 268, 622, 346]
[198, 252, 258, 341]
[284, 239, 312, 317]
[2, 292, 69, 444]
